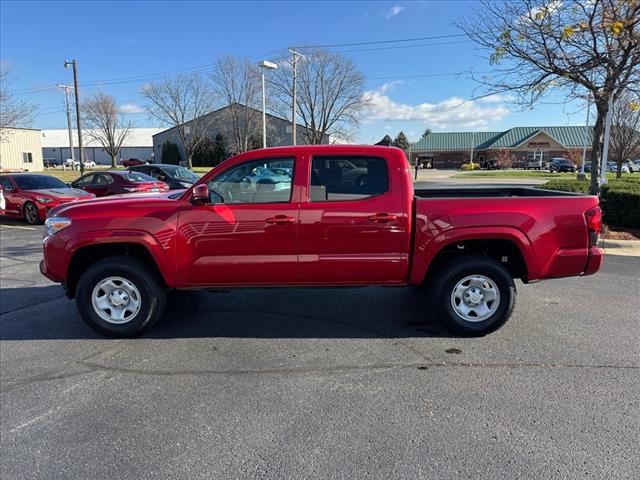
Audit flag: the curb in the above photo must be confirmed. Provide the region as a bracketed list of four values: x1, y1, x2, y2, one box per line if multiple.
[599, 239, 640, 257]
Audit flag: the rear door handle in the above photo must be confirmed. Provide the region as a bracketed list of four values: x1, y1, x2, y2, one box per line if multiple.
[367, 213, 397, 223]
[265, 215, 296, 225]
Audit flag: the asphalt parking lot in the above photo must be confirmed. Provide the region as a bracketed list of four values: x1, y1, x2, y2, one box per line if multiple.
[1, 218, 639, 479]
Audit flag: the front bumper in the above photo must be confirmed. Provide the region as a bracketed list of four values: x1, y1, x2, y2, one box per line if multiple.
[582, 246, 604, 276]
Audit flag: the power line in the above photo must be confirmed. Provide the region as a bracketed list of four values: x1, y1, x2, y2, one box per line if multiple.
[292, 33, 468, 49]
[330, 40, 473, 54]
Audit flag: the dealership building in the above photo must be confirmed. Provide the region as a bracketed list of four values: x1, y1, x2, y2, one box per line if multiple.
[409, 126, 594, 169]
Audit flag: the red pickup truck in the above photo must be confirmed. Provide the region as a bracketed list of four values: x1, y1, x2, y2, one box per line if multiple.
[40, 145, 603, 337]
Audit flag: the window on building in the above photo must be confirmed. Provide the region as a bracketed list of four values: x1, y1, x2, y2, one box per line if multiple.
[22, 152, 33, 164]
[310, 156, 389, 202]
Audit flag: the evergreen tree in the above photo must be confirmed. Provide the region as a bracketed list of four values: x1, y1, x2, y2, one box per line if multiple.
[393, 131, 410, 152]
[161, 141, 181, 165]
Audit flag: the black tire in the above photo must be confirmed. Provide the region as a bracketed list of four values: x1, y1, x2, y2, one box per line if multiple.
[23, 201, 41, 225]
[75, 255, 166, 337]
[430, 255, 516, 336]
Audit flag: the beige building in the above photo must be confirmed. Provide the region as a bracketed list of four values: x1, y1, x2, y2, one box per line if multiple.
[0, 127, 44, 172]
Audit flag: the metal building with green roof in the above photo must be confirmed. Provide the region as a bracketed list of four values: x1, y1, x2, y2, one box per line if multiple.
[409, 126, 593, 169]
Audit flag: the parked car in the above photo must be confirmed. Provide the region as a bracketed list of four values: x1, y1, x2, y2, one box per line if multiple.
[606, 162, 630, 174]
[41, 145, 603, 338]
[622, 160, 638, 173]
[43, 158, 62, 168]
[0, 184, 5, 215]
[64, 159, 96, 169]
[122, 158, 148, 167]
[583, 161, 592, 173]
[128, 163, 200, 190]
[0, 173, 94, 224]
[549, 158, 576, 173]
[70, 171, 169, 197]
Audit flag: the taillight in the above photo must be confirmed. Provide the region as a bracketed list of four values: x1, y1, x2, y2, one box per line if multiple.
[585, 206, 602, 247]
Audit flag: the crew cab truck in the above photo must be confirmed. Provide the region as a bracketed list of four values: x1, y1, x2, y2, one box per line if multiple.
[40, 145, 604, 337]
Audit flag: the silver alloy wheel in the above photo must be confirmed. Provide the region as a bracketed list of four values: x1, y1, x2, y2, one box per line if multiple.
[450, 274, 500, 323]
[24, 203, 38, 224]
[91, 276, 142, 324]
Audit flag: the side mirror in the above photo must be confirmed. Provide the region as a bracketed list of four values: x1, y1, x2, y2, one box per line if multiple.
[191, 183, 210, 204]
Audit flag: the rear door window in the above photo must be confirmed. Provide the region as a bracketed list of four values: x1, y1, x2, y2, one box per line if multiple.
[310, 156, 389, 201]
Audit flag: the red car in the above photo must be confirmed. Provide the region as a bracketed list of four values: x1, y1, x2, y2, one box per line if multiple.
[41, 145, 603, 337]
[70, 170, 169, 197]
[0, 173, 94, 225]
[121, 158, 148, 167]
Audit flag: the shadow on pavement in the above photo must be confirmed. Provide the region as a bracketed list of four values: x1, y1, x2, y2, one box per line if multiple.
[0, 285, 454, 341]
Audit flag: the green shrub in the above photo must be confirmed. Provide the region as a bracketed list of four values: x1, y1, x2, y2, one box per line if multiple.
[161, 141, 181, 165]
[539, 178, 640, 229]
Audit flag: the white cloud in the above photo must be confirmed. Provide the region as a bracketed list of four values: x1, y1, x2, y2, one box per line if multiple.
[478, 93, 516, 104]
[379, 80, 404, 93]
[120, 103, 145, 114]
[362, 86, 511, 129]
[385, 5, 404, 19]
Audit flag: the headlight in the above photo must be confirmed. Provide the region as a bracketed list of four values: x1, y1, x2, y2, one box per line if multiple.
[44, 216, 71, 238]
[36, 197, 52, 203]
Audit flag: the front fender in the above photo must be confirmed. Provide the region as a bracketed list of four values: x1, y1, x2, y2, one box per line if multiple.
[62, 229, 177, 288]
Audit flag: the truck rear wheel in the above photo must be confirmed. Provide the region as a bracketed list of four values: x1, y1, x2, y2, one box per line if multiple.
[75, 255, 166, 337]
[431, 255, 516, 336]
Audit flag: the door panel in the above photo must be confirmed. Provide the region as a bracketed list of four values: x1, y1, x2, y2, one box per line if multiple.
[175, 156, 300, 286]
[176, 203, 299, 285]
[298, 155, 410, 284]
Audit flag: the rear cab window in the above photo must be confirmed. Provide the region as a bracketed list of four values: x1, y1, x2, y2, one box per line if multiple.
[310, 155, 389, 201]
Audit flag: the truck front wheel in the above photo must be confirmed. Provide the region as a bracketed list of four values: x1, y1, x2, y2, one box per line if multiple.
[431, 256, 516, 336]
[75, 256, 166, 337]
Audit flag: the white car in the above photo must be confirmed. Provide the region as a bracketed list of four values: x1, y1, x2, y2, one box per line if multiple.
[64, 159, 96, 168]
[607, 162, 630, 174]
[626, 160, 640, 172]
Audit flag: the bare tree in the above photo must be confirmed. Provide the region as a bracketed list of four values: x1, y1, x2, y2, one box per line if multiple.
[82, 92, 131, 168]
[610, 92, 640, 178]
[494, 150, 515, 170]
[459, 0, 640, 194]
[140, 73, 215, 169]
[0, 65, 37, 131]
[210, 56, 262, 153]
[270, 49, 368, 144]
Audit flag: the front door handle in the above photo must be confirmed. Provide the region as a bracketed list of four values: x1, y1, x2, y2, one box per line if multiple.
[367, 213, 397, 223]
[265, 215, 296, 225]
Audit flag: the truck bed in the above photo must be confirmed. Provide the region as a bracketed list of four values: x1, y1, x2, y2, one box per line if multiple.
[414, 186, 581, 198]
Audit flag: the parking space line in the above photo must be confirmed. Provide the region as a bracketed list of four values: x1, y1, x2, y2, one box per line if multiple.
[0, 225, 38, 231]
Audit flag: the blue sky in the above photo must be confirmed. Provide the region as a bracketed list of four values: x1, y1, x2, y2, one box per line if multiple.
[1, 0, 589, 143]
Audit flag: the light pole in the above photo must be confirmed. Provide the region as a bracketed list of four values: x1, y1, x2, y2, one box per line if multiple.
[64, 59, 84, 175]
[288, 48, 304, 145]
[57, 84, 75, 169]
[600, 91, 616, 187]
[257, 60, 277, 149]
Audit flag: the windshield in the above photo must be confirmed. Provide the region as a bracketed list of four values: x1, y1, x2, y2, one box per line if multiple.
[120, 172, 156, 183]
[13, 175, 68, 190]
[556, 160, 572, 165]
[163, 166, 199, 181]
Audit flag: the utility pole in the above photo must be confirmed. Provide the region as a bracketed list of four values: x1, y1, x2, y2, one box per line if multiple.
[288, 48, 304, 145]
[64, 59, 84, 175]
[57, 84, 75, 169]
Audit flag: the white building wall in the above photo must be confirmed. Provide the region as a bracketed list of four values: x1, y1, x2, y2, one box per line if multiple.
[0, 128, 44, 172]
